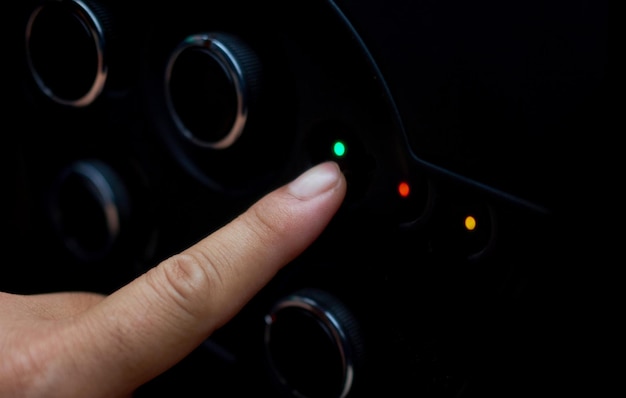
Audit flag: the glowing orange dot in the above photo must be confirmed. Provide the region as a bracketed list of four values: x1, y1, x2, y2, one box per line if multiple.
[464, 215, 477, 231]
[398, 181, 410, 198]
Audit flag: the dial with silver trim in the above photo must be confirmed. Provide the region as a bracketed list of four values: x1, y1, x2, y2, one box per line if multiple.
[25, 0, 112, 107]
[165, 32, 262, 149]
[47, 159, 131, 262]
[264, 288, 364, 398]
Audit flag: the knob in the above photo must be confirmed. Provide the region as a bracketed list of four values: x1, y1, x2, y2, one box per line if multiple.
[264, 288, 364, 398]
[25, 0, 116, 107]
[47, 159, 131, 262]
[164, 32, 262, 149]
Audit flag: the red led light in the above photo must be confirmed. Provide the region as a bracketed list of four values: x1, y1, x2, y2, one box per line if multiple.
[398, 181, 410, 198]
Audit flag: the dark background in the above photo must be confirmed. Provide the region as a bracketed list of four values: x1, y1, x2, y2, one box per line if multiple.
[2, 1, 611, 397]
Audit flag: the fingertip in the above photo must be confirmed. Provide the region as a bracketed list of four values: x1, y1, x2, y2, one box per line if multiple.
[287, 161, 345, 200]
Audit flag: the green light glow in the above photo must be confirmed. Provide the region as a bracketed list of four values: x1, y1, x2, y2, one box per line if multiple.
[332, 141, 346, 157]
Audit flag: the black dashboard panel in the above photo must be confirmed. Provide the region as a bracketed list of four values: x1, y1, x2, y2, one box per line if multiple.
[2, 1, 609, 397]
[335, 0, 609, 210]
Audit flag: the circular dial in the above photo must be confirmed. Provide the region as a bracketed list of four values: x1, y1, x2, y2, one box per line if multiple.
[164, 32, 262, 149]
[25, 0, 113, 107]
[47, 159, 131, 262]
[264, 288, 364, 398]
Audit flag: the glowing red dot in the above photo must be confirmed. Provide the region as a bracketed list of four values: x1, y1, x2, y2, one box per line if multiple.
[398, 181, 410, 198]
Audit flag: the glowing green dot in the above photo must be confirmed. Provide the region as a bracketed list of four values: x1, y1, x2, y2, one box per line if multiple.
[333, 141, 346, 157]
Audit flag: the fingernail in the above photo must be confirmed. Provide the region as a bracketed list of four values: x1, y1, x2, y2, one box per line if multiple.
[288, 162, 341, 200]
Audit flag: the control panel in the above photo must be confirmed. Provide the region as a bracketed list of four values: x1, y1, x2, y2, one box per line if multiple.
[4, 1, 608, 397]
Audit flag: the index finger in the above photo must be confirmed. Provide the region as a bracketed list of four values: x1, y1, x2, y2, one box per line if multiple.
[51, 161, 346, 398]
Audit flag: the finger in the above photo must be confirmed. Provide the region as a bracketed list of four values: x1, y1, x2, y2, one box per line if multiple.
[53, 161, 346, 397]
[0, 292, 105, 321]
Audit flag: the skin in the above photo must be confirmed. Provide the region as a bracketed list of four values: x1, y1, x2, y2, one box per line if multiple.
[0, 161, 347, 398]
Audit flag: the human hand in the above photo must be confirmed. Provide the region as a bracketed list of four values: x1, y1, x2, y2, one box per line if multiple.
[0, 161, 346, 398]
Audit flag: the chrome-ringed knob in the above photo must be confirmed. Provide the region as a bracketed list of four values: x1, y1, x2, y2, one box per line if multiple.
[264, 288, 364, 398]
[164, 32, 262, 149]
[25, 0, 109, 107]
[47, 159, 131, 262]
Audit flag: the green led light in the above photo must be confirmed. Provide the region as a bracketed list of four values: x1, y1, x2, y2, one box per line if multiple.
[332, 141, 346, 157]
